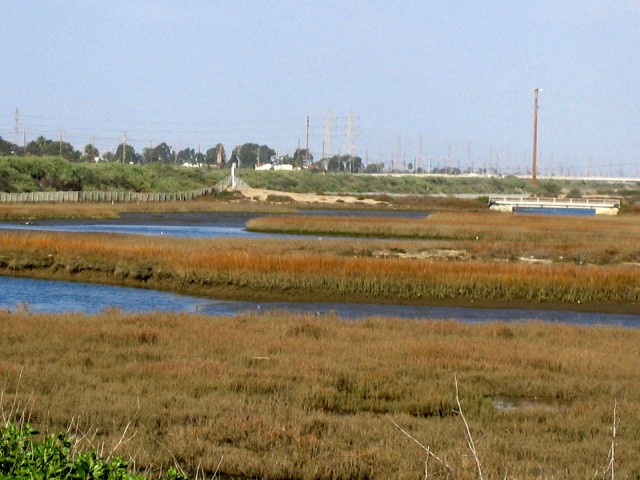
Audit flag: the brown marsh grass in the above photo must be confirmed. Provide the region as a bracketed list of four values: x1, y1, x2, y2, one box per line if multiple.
[1, 310, 639, 479]
[0, 199, 295, 221]
[0, 228, 639, 309]
[248, 211, 640, 265]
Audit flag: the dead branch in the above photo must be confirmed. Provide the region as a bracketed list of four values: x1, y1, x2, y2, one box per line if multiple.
[454, 373, 484, 480]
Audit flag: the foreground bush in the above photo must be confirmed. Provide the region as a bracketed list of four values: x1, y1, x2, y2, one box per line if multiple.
[0, 422, 189, 480]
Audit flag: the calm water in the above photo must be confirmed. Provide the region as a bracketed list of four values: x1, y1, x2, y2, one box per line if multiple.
[1, 212, 638, 326]
[0, 212, 271, 238]
[1, 276, 639, 327]
[0, 210, 428, 238]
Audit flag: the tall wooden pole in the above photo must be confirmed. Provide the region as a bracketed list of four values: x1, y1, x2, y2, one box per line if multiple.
[305, 115, 310, 167]
[532, 88, 541, 187]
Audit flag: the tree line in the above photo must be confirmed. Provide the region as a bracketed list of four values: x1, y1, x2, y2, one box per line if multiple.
[0, 135, 385, 173]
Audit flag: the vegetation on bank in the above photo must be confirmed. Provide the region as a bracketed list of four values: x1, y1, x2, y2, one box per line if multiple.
[237, 169, 640, 199]
[246, 211, 640, 264]
[0, 219, 638, 310]
[1, 156, 639, 203]
[0, 156, 227, 193]
[1, 310, 637, 479]
[0, 197, 295, 222]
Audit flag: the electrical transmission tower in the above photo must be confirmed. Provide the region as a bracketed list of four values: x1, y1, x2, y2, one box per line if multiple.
[346, 111, 357, 172]
[323, 111, 335, 160]
[14, 108, 19, 145]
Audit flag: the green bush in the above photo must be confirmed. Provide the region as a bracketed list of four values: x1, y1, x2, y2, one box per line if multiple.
[0, 422, 190, 480]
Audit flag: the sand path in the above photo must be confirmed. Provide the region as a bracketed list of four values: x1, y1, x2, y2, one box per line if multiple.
[238, 186, 383, 206]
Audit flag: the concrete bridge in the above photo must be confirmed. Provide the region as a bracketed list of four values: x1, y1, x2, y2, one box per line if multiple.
[488, 196, 621, 216]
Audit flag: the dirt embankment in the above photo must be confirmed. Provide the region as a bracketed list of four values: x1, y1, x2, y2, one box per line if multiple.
[237, 186, 384, 205]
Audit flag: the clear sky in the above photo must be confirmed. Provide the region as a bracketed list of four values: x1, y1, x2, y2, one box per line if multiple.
[2, 1, 638, 176]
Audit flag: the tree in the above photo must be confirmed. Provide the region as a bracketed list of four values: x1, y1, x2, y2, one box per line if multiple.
[214, 143, 226, 165]
[364, 163, 384, 173]
[155, 142, 173, 163]
[142, 142, 172, 164]
[25, 136, 80, 161]
[177, 148, 195, 164]
[230, 143, 275, 168]
[292, 148, 312, 168]
[326, 154, 363, 173]
[206, 143, 227, 166]
[350, 155, 364, 173]
[81, 144, 99, 162]
[114, 143, 141, 164]
[0, 136, 19, 155]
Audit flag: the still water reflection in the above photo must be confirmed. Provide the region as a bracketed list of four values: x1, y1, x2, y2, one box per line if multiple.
[0, 209, 429, 238]
[0, 212, 271, 238]
[1, 276, 639, 328]
[1, 212, 638, 326]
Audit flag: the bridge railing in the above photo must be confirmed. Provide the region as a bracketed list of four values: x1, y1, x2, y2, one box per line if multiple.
[488, 196, 621, 208]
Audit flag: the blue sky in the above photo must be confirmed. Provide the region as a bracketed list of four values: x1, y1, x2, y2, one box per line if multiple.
[2, 1, 638, 175]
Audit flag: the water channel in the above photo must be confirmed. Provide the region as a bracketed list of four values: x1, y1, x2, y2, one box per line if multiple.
[1, 211, 638, 327]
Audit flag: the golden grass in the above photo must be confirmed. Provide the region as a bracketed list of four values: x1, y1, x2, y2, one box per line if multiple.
[1, 310, 639, 479]
[248, 211, 640, 264]
[0, 226, 639, 310]
[0, 199, 295, 221]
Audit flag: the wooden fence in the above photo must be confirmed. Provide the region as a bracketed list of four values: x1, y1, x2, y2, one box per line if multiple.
[0, 175, 249, 204]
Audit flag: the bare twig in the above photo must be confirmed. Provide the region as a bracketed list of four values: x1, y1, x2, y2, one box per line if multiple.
[155, 439, 188, 477]
[7, 369, 24, 425]
[67, 416, 100, 454]
[213, 455, 224, 478]
[389, 418, 457, 479]
[603, 399, 617, 480]
[454, 373, 484, 480]
[109, 421, 137, 458]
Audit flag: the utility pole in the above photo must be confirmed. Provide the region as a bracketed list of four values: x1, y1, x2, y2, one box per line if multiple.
[531, 88, 541, 187]
[305, 115, 310, 167]
[122, 132, 127, 163]
[59, 130, 64, 157]
[14, 108, 19, 145]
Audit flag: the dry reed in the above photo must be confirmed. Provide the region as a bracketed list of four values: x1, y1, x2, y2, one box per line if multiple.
[0, 226, 639, 310]
[1, 310, 639, 479]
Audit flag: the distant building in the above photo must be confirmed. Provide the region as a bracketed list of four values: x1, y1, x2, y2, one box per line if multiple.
[273, 164, 294, 171]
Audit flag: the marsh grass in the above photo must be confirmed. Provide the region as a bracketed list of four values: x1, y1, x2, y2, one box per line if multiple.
[0, 199, 295, 221]
[1, 310, 639, 478]
[0, 223, 638, 309]
[248, 211, 640, 265]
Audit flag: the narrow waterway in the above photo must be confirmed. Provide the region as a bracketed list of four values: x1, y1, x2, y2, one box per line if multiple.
[0, 209, 429, 238]
[1, 211, 638, 326]
[1, 276, 639, 327]
[0, 211, 271, 238]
